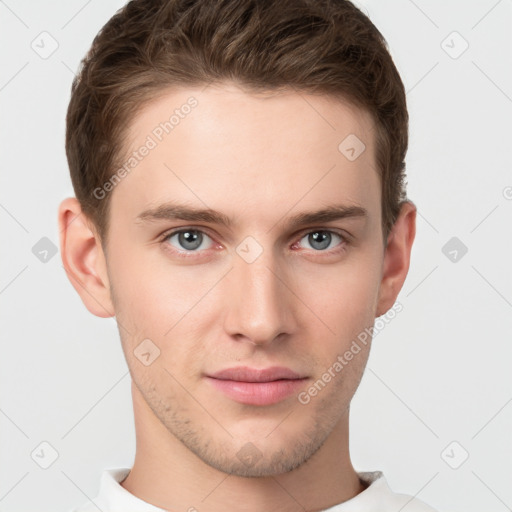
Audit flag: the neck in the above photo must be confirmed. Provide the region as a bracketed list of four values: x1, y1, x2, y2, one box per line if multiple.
[121, 382, 366, 512]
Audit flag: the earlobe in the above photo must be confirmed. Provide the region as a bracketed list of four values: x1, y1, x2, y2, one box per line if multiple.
[375, 201, 417, 318]
[58, 197, 115, 318]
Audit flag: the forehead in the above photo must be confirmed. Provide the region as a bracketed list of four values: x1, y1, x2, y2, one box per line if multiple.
[111, 83, 380, 228]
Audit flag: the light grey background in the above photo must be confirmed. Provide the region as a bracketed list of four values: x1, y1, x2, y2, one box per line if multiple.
[1, 1, 511, 511]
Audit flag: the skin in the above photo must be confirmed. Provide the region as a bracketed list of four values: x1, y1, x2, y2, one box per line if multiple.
[58, 82, 416, 511]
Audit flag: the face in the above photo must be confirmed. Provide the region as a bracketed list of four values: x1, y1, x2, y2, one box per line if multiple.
[103, 83, 385, 477]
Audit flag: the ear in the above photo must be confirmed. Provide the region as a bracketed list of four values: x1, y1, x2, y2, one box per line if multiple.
[375, 200, 416, 318]
[58, 197, 115, 318]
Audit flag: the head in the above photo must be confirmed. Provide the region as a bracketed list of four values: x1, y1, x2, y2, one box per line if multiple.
[59, 0, 415, 477]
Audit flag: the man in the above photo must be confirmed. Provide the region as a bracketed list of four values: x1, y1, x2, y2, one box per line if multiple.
[59, 0, 437, 510]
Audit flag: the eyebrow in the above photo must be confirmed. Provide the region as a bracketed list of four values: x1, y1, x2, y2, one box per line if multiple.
[136, 201, 368, 231]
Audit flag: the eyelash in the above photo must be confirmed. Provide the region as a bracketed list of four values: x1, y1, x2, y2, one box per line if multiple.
[158, 227, 350, 259]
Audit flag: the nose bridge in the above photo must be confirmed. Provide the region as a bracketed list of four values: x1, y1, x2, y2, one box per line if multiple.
[223, 239, 295, 345]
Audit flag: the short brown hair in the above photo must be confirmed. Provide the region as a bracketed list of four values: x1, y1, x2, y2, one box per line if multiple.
[65, 0, 409, 244]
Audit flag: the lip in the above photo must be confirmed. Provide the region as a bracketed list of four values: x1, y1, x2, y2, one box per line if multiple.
[206, 366, 308, 406]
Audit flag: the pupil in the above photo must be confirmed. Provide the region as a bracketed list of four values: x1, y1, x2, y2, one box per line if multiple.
[309, 231, 331, 250]
[179, 230, 202, 250]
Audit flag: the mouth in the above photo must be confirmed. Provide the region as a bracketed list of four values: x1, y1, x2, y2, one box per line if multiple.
[205, 366, 309, 406]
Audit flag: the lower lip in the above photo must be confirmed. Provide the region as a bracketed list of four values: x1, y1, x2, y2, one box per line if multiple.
[206, 377, 308, 406]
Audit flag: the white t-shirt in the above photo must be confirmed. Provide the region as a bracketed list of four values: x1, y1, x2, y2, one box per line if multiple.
[71, 468, 438, 511]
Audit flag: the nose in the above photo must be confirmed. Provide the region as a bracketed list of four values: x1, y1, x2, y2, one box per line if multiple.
[222, 246, 297, 347]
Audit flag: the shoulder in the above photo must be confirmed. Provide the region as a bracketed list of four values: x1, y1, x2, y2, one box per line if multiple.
[325, 471, 439, 512]
[68, 468, 135, 512]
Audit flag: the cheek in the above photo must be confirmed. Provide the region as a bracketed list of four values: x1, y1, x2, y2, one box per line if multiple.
[292, 252, 382, 347]
[107, 228, 382, 365]
[107, 244, 223, 367]
[107, 240, 194, 327]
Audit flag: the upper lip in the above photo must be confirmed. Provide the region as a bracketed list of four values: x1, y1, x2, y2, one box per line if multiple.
[208, 366, 305, 382]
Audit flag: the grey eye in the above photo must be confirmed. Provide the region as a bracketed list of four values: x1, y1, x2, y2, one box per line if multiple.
[300, 231, 341, 251]
[167, 230, 212, 251]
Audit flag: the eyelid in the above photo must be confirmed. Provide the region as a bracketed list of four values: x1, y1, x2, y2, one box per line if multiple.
[294, 226, 349, 241]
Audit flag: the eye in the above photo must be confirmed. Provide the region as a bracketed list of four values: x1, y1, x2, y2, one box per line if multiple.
[160, 227, 348, 258]
[163, 229, 214, 252]
[296, 230, 345, 252]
